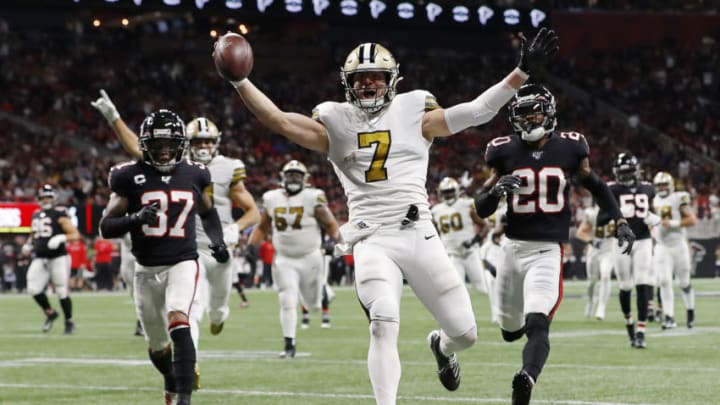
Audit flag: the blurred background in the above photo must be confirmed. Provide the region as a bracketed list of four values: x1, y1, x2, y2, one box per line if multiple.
[1, 0, 719, 293]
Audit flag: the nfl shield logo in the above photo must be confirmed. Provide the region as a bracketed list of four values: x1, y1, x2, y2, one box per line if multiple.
[532, 151, 544, 160]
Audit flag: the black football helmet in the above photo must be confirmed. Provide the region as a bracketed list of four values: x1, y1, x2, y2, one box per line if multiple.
[508, 84, 557, 142]
[613, 153, 640, 186]
[139, 109, 187, 173]
[37, 184, 55, 210]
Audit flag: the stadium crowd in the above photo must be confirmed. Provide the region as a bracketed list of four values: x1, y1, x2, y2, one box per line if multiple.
[0, 15, 718, 285]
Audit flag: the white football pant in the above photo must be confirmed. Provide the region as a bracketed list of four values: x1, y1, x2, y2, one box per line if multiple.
[614, 238, 653, 290]
[585, 240, 614, 320]
[273, 250, 324, 339]
[450, 249, 496, 322]
[134, 259, 200, 352]
[27, 256, 71, 298]
[496, 239, 563, 333]
[654, 241, 694, 318]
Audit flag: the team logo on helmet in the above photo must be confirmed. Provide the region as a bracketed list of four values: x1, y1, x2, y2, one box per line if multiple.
[653, 171, 674, 198]
[187, 117, 221, 164]
[438, 177, 460, 204]
[340, 43, 401, 114]
[281, 160, 309, 195]
[509, 84, 557, 142]
[613, 153, 640, 187]
[139, 109, 188, 173]
[37, 184, 55, 210]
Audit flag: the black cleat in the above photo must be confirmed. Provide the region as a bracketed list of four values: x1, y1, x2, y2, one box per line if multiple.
[134, 320, 145, 337]
[511, 370, 535, 405]
[427, 330, 461, 391]
[625, 323, 636, 347]
[42, 311, 59, 333]
[279, 345, 296, 359]
[687, 309, 695, 329]
[64, 320, 75, 335]
[633, 331, 646, 349]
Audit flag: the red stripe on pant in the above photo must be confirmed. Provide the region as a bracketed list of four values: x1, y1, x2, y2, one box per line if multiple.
[548, 243, 564, 321]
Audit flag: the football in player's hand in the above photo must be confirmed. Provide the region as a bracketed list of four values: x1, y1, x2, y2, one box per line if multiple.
[213, 32, 254, 82]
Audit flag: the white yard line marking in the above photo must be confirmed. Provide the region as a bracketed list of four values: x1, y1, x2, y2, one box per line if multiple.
[2, 354, 719, 373]
[0, 382, 665, 405]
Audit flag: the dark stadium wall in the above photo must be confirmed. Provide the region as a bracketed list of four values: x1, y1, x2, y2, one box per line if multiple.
[553, 11, 720, 56]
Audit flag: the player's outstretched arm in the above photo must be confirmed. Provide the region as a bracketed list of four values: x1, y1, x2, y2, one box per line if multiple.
[423, 28, 559, 139]
[229, 79, 329, 153]
[224, 181, 261, 246]
[248, 210, 272, 247]
[90, 89, 143, 159]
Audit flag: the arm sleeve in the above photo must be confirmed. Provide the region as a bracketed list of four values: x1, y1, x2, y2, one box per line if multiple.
[474, 190, 501, 218]
[578, 172, 623, 221]
[100, 215, 139, 239]
[199, 208, 225, 247]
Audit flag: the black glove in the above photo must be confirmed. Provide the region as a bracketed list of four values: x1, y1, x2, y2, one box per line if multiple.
[133, 202, 159, 225]
[322, 240, 336, 256]
[517, 27, 559, 76]
[461, 234, 481, 249]
[209, 243, 230, 263]
[615, 222, 636, 255]
[490, 175, 522, 197]
[590, 239, 602, 249]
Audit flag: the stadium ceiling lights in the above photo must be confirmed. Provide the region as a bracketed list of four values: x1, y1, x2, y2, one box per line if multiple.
[103, 0, 548, 28]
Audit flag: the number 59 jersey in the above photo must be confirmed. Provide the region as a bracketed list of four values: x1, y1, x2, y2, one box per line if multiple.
[313, 90, 439, 225]
[108, 159, 212, 266]
[607, 181, 655, 240]
[484, 131, 589, 242]
[262, 187, 327, 258]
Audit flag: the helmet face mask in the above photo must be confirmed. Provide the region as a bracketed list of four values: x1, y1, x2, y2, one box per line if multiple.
[139, 109, 187, 173]
[340, 43, 401, 114]
[187, 117, 221, 164]
[37, 184, 55, 210]
[613, 153, 640, 187]
[438, 177, 459, 205]
[653, 171, 674, 197]
[281, 160, 309, 195]
[509, 84, 557, 142]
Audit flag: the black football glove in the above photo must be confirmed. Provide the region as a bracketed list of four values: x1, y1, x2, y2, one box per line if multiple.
[133, 202, 159, 225]
[590, 239, 603, 250]
[517, 27, 559, 76]
[615, 222, 636, 255]
[461, 234, 481, 249]
[490, 175, 522, 198]
[209, 243, 230, 263]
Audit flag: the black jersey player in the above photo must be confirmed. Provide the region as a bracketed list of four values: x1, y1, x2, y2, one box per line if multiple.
[25, 184, 80, 334]
[100, 109, 229, 405]
[604, 152, 657, 349]
[474, 84, 635, 405]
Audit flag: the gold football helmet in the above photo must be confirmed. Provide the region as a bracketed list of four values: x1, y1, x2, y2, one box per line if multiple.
[281, 160, 309, 194]
[438, 177, 460, 204]
[340, 43, 401, 114]
[186, 117, 221, 164]
[653, 171, 674, 198]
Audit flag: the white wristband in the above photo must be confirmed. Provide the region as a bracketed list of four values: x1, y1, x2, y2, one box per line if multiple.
[668, 219, 681, 228]
[230, 79, 249, 89]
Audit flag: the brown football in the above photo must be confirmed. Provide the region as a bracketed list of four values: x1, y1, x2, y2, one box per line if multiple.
[213, 32, 254, 82]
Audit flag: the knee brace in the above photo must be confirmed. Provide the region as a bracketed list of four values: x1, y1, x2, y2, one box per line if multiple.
[501, 326, 526, 342]
[369, 296, 399, 323]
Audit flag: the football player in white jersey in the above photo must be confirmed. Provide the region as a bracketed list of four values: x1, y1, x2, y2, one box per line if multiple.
[431, 177, 495, 321]
[249, 160, 340, 358]
[217, 27, 559, 403]
[652, 172, 697, 329]
[575, 205, 616, 320]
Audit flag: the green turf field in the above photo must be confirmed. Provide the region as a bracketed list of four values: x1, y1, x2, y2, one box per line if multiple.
[1, 279, 718, 404]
